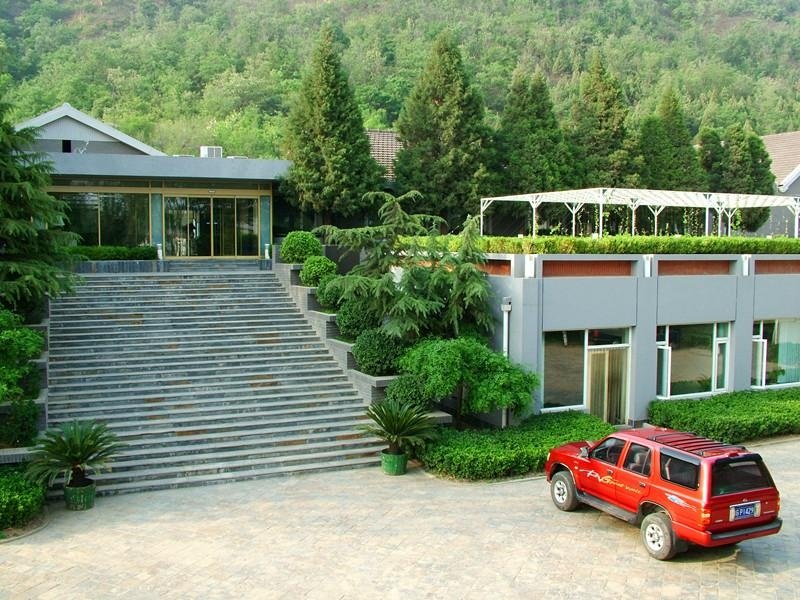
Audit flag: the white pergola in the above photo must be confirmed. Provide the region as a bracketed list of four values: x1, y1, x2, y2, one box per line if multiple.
[479, 188, 800, 238]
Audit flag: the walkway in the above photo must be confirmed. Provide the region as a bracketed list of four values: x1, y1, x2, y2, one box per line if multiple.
[1, 438, 798, 599]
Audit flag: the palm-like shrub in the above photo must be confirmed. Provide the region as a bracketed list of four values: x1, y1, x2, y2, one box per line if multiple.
[360, 399, 438, 455]
[26, 420, 122, 487]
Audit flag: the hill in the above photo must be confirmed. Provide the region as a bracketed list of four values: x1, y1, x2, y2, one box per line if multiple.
[2, 0, 799, 157]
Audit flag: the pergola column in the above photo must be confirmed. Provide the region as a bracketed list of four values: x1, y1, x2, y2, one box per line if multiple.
[528, 196, 543, 238]
[646, 205, 665, 235]
[564, 202, 584, 237]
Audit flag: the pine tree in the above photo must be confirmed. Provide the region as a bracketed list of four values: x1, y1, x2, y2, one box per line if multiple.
[0, 98, 77, 315]
[568, 54, 635, 188]
[495, 69, 572, 195]
[654, 86, 706, 191]
[283, 25, 382, 222]
[394, 31, 490, 228]
[697, 127, 725, 192]
[719, 124, 774, 231]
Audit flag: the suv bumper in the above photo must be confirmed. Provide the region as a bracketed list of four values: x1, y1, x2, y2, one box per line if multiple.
[676, 518, 783, 547]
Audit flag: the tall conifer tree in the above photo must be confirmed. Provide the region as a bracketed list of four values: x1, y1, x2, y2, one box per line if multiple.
[283, 25, 382, 221]
[0, 99, 76, 314]
[394, 32, 489, 227]
[568, 54, 635, 188]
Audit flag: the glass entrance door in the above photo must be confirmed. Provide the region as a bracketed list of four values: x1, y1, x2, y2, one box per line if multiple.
[165, 196, 258, 257]
[587, 347, 628, 425]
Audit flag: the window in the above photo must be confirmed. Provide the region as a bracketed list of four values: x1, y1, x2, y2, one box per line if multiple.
[56, 192, 150, 247]
[543, 330, 585, 409]
[591, 437, 626, 466]
[752, 319, 800, 387]
[659, 452, 699, 490]
[656, 323, 729, 397]
[623, 443, 652, 476]
[711, 458, 774, 496]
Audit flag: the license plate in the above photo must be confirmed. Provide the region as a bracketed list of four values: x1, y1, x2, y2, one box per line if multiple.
[730, 501, 760, 521]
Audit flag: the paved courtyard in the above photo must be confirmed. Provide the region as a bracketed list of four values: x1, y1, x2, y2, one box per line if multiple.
[1, 437, 798, 600]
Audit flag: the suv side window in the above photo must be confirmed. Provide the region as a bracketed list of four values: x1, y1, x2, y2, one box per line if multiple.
[591, 437, 626, 466]
[660, 452, 699, 489]
[622, 443, 652, 476]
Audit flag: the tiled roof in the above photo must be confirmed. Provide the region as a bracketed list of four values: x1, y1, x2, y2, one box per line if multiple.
[762, 130, 800, 190]
[367, 129, 402, 180]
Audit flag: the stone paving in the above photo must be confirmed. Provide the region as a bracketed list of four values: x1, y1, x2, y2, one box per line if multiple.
[1, 437, 798, 600]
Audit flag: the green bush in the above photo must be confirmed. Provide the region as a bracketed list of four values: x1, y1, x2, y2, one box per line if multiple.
[405, 235, 800, 255]
[67, 246, 158, 260]
[0, 398, 39, 447]
[315, 274, 343, 309]
[648, 389, 800, 443]
[385, 374, 436, 411]
[399, 337, 538, 415]
[352, 328, 407, 376]
[336, 299, 381, 341]
[420, 411, 615, 480]
[0, 466, 45, 530]
[279, 231, 323, 263]
[300, 255, 337, 286]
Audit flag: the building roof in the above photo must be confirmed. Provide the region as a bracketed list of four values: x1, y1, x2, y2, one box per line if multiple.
[762, 130, 800, 192]
[366, 129, 402, 180]
[16, 103, 167, 157]
[49, 153, 290, 182]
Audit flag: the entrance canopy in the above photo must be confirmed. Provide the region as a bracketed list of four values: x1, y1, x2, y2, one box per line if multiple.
[480, 188, 800, 238]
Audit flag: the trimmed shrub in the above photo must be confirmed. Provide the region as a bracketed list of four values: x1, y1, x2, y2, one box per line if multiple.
[67, 246, 158, 260]
[420, 411, 615, 480]
[352, 328, 406, 376]
[300, 255, 337, 287]
[648, 389, 800, 443]
[385, 374, 436, 411]
[279, 231, 323, 263]
[404, 234, 800, 256]
[336, 299, 381, 341]
[0, 466, 45, 530]
[315, 274, 343, 309]
[0, 397, 39, 447]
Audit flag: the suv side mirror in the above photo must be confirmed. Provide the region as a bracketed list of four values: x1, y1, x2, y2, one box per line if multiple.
[579, 447, 589, 458]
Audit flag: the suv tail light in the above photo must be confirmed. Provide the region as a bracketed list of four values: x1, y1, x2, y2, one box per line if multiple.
[700, 510, 711, 525]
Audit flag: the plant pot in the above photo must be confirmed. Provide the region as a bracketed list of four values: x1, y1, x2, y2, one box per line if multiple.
[64, 480, 96, 511]
[381, 450, 408, 476]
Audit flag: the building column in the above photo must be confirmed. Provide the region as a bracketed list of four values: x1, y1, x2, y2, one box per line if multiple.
[150, 193, 163, 248]
[259, 194, 272, 256]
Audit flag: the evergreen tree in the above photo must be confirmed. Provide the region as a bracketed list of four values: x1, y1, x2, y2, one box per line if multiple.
[568, 54, 636, 188]
[719, 123, 774, 231]
[654, 86, 706, 191]
[394, 31, 490, 228]
[697, 127, 725, 192]
[637, 115, 671, 190]
[283, 25, 382, 222]
[0, 98, 76, 315]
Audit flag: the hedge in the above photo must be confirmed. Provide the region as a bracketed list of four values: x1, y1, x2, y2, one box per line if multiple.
[68, 246, 158, 260]
[420, 411, 615, 480]
[0, 466, 45, 530]
[279, 231, 323, 263]
[648, 388, 800, 443]
[300, 255, 337, 287]
[352, 328, 406, 376]
[336, 299, 381, 341]
[406, 235, 800, 255]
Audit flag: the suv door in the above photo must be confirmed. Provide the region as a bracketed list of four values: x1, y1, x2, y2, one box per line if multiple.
[577, 436, 626, 501]
[614, 442, 653, 512]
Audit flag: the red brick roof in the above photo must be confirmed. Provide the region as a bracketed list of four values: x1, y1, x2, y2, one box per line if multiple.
[367, 129, 402, 180]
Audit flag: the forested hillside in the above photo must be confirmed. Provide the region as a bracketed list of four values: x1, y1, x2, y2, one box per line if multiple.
[2, 0, 799, 158]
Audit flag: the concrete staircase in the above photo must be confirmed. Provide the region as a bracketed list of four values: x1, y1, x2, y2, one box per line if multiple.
[47, 267, 382, 494]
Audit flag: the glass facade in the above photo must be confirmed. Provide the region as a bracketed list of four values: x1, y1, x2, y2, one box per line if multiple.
[164, 196, 258, 257]
[56, 192, 150, 247]
[656, 323, 729, 397]
[752, 319, 800, 386]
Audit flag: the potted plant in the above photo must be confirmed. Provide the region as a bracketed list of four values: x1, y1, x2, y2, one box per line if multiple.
[26, 420, 121, 510]
[360, 399, 438, 475]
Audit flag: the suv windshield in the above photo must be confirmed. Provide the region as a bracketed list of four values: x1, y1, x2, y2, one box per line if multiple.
[711, 456, 775, 496]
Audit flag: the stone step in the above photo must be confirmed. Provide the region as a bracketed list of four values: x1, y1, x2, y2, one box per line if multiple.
[53, 294, 291, 309]
[114, 428, 373, 460]
[92, 457, 379, 496]
[49, 401, 367, 432]
[49, 306, 300, 323]
[48, 343, 328, 367]
[74, 409, 370, 441]
[48, 348, 332, 375]
[49, 324, 315, 345]
[50, 315, 309, 335]
[111, 437, 382, 471]
[48, 390, 362, 419]
[47, 379, 359, 409]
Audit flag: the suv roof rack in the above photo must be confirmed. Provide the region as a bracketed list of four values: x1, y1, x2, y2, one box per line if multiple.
[647, 431, 747, 457]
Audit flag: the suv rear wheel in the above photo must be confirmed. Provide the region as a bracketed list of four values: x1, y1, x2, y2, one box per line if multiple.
[550, 471, 579, 511]
[641, 512, 678, 560]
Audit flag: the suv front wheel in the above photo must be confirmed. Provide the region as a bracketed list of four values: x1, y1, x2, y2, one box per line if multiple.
[550, 471, 579, 511]
[641, 512, 678, 560]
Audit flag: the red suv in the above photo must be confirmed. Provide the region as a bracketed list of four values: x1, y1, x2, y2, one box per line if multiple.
[545, 427, 782, 560]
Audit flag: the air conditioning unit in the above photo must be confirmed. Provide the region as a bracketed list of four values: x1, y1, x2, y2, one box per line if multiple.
[200, 145, 223, 158]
